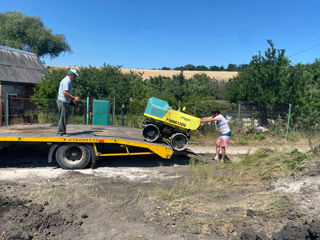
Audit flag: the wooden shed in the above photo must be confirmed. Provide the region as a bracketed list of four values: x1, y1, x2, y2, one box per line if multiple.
[0, 45, 47, 126]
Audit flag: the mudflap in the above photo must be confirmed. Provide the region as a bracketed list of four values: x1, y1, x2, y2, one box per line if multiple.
[48, 143, 60, 163]
[86, 144, 97, 169]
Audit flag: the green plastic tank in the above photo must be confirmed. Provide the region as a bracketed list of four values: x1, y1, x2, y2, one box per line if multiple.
[92, 100, 110, 125]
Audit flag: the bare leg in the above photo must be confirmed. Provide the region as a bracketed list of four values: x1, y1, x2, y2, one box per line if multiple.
[221, 146, 226, 163]
[215, 145, 220, 161]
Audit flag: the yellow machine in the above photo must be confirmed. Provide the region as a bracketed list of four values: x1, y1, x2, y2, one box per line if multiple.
[143, 97, 201, 151]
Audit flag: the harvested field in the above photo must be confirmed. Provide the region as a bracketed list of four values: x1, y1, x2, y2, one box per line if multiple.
[120, 69, 238, 81]
[46, 66, 238, 81]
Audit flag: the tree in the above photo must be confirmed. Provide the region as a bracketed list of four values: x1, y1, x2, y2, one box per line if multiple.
[219, 66, 225, 71]
[195, 65, 209, 71]
[174, 66, 184, 70]
[226, 64, 238, 71]
[184, 64, 195, 70]
[293, 62, 320, 151]
[226, 40, 293, 123]
[0, 11, 71, 58]
[209, 65, 220, 71]
[161, 66, 171, 70]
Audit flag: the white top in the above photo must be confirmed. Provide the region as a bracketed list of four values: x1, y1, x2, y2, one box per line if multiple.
[57, 76, 73, 103]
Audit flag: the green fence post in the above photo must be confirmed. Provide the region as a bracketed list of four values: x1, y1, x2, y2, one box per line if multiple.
[238, 103, 241, 126]
[5, 93, 8, 126]
[285, 104, 292, 140]
[112, 98, 115, 125]
[86, 96, 90, 125]
[121, 103, 124, 126]
[5, 93, 17, 126]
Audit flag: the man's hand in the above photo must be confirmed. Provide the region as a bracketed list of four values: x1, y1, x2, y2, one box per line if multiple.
[62, 90, 81, 102]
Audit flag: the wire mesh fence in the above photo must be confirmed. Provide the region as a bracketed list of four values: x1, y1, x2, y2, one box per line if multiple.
[1, 96, 292, 135]
[4, 97, 87, 125]
[1, 96, 145, 128]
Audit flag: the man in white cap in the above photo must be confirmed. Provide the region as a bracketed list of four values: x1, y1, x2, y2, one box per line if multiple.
[56, 69, 81, 136]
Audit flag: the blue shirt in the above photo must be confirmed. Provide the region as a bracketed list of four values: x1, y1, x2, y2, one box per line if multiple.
[58, 76, 73, 103]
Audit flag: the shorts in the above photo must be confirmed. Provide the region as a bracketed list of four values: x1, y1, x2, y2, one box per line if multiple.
[216, 137, 229, 147]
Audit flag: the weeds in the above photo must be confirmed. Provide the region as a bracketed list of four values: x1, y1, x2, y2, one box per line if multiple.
[283, 149, 310, 171]
[152, 178, 197, 201]
[254, 194, 293, 219]
[237, 133, 266, 145]
[29, 187, 62, 202]
[130, 187, 147, 206]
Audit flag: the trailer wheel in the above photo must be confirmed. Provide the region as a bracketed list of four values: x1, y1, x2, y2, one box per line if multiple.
[55, 144, 91, 169]
[143, 124, 160, 142]
[170, 133, 188, 151]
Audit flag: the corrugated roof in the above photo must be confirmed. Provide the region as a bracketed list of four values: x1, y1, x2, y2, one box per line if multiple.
[0, 45, 47, 84]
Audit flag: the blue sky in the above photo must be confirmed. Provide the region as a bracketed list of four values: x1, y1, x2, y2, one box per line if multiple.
[1, 0, 320, 68]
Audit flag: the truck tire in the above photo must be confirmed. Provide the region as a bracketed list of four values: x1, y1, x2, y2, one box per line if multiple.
[143, 124, 160, 142]
[170, 133, 188, 151]
[55, 143, 91, 169]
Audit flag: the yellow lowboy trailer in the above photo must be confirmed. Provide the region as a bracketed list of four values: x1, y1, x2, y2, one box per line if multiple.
[0, 124, 173, 169]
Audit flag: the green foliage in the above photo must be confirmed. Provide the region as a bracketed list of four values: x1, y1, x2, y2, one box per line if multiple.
[293, 63, 320, 131]
[227, 41, 291, 110]
[0, 11, 71, 58]
[283, 149, 309, 171]
[195, 65, 209, 71]
[171, 64, 243, 71]
[32, 65, 231, 118]
[161, 66, 171, 70]
[255, 133, 266, 140]
[210, 65, 224, 71]
[31, 69, 65, 110]
[226, 40, 319, 125]
[226, 64, 238, 71]
[237, 133, 266, 145]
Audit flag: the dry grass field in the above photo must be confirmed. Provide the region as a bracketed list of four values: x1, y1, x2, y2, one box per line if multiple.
[46, 66, 238, 81]
[120, 68, 238, 81]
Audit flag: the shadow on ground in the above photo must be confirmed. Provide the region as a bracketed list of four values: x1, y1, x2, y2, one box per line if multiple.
[0, 143, 190, 168]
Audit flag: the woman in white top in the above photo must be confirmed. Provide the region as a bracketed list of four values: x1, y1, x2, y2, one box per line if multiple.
[201, 109, 231, 163]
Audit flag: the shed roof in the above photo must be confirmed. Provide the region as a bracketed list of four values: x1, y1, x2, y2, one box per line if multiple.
[0, 45, 47, 84]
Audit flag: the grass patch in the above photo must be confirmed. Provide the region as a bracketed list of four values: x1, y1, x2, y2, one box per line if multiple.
[237, 133, 266, 145]
[149, 149, 314, 205]
[152, 178, 197, 201]
[283, 149, 310, 171]
[29, 187, 62, 202]
[253, 194, 294, 219]
[130, 187, 148, 205]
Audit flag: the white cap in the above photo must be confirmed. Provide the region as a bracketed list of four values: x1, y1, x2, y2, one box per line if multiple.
[68, 68, 79, 76]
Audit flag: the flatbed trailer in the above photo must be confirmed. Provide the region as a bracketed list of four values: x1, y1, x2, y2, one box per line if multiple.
[0, 124, 173, 169]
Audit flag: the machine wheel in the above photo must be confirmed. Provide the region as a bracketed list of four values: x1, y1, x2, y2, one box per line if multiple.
[143, 124, 161, 142]
[170, 133, 188, 151]
[55, 143, 91, 169]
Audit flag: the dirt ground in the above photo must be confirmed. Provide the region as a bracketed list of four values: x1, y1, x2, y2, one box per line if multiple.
[0, 137, 319, 240]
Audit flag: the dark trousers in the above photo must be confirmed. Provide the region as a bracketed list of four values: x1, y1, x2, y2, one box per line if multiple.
[57, 99, 69, 134]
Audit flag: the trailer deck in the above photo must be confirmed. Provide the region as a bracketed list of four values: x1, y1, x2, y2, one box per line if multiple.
[0, 124, 173, 169]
